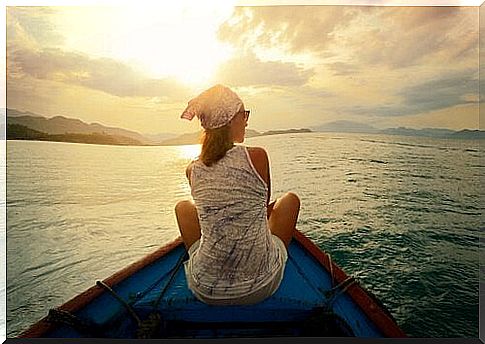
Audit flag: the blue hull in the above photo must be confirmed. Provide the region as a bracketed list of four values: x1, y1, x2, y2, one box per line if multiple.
[20, 230, 406, 338]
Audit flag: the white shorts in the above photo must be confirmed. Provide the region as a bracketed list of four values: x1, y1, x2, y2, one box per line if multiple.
[184, 234, 288, 306]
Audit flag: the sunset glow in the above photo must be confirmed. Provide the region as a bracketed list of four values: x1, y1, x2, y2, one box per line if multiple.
[50, 4, 236, 86]
[5, 3, 479, 136]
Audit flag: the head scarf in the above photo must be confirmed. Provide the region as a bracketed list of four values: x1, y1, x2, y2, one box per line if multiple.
[180, 84, 243, 130]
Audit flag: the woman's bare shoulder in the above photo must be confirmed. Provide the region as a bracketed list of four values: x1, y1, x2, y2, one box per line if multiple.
[246, 146, 269, 161]
[246, 146, 270, 187]
[185, 159, 197, 179]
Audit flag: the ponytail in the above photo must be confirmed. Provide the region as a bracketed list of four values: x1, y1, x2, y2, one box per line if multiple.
[199, 125, 233, 167]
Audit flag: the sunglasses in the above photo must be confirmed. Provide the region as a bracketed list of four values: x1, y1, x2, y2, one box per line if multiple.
[243, 110, 250, 119]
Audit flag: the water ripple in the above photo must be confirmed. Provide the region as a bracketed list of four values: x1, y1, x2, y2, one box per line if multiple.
[6, 135, 481, 338]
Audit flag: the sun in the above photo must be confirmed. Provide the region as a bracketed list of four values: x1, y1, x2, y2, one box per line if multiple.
[136, 16, 234, 86]
[116, 3, 235, 87]
[121, 3, 237, 86]
[53, 2, 236, 87]
[116, 2, 236, 86]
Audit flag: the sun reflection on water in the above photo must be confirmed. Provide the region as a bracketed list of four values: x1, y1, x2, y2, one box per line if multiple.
[177, 144, 201, 161]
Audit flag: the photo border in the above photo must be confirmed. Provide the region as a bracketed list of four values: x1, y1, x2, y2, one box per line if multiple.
[1, 0, 483, 343]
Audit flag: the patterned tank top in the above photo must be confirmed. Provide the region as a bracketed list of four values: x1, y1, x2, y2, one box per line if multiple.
[188, 145, 283, 299]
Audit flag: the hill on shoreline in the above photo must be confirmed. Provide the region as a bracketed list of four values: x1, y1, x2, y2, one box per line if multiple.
[7, 109, 154, 145]
[314, 121, 484, 140]
[7, 123, 147, 146]
[6, 109, 315, 146]
[6, 109, 484, 146]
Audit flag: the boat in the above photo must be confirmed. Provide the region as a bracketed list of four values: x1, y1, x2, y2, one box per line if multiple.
[19, 229, 407, 338]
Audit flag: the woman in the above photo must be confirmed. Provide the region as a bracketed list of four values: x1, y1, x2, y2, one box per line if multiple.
[175, 84, 300, 306]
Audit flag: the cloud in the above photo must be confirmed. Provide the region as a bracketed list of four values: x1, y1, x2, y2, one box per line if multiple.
[395, 69, 478, 114]
[341, 7, 478, 68]
[8, 47, 192, 101]
[7, 7, 193, 102]
[339, 69, 478, 117]
[7, 7, 64, 49]
[219, 6, 477, 69]
[218, 6, 354, 54]
[326, 62, 361, 76]
[6, 73, 197, 135]
[214, 52, 314, 87]
[5, 5, 480, 133]
[230, 84, 336, 131]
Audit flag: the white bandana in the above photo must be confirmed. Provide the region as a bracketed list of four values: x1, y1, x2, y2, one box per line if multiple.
[181, 84, 243, 130]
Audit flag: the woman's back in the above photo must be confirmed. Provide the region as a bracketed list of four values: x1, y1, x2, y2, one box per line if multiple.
[188, 145, 282, 299]
[176, 84, 299, 305]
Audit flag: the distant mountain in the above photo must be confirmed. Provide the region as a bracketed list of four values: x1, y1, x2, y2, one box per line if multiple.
[379, 127, 485, 139]
[7, 108, 153, 144]
[160, 131, 203, 146]
[312, 120, 379, 133]
[143, 132, 178, 143]
[380, 127, 456, 138]
[5, 108, 43, 118]
[261, 128, 312, 136]
[7, 123, 146, 146]
[446, 129, 485, 139]
[245, 129, 262, 138]
[9, 108, 482, 147]
[7, 124, 47, 140]
[312, 120, 484, 139]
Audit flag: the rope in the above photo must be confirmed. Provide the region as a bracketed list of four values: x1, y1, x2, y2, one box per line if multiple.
[96, 280, 142, 327]
[296, 273, 358, 335]
[324, 276, 357, 311]
[153, 250, 188, 309]
[45, 248, 188, 339]
[136, 249, 188, 339]
[327, 253, 334, 287]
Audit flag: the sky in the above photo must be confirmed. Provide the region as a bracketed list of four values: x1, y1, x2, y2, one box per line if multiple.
[5, 1, 481, 135]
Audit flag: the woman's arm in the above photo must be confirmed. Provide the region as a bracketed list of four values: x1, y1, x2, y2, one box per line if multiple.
[247, 146, 271, 206]
[185, 161, 194, 186]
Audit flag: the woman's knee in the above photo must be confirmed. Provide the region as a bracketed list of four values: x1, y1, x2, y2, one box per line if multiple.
[175, 200, 194, 215]
[283, 192, 300, 209]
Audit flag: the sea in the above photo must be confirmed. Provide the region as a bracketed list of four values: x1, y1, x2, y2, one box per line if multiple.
[5, 132, 483, 338]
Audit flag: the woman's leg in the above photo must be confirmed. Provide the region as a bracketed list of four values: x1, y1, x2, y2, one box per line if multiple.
[174, 200, 201, 250]
[267, 192, 300, 248]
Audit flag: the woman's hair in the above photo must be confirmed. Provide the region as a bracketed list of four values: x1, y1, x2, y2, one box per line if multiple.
[199, 125, 233, 167]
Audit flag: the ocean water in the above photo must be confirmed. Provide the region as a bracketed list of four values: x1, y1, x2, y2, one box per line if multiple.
[6, 133, 482, 337]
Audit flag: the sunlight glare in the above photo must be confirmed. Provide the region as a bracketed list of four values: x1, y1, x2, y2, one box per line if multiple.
[52, 1, 237, 87]
[178, 144, 201, 160]
[114, 2, 236, 86]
